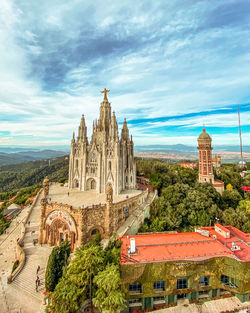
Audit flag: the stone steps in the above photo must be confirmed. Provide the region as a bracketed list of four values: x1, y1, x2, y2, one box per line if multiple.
[11, 255, 45, 301]
[25, 225, 39, 233]
[10, 190, 53, 302]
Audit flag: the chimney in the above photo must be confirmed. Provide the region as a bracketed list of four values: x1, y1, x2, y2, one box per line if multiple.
[130, 238, 136, 253]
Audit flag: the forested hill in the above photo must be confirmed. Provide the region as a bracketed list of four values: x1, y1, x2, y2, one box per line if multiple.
[0, 156, 69, 193]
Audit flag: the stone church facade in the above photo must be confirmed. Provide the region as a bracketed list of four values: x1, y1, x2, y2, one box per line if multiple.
[68, 89, 136, 195]
[38, 177, 150, 251]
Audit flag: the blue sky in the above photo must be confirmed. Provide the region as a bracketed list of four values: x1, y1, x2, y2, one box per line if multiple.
[0, 0, 250, 147]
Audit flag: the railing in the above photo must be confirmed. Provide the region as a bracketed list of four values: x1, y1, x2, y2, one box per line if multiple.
[7, 188, 43, 283]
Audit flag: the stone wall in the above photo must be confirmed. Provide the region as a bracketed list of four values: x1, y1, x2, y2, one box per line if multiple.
[40, 185, 151, 250]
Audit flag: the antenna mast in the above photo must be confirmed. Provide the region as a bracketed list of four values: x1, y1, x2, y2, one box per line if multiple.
[238, 104, 243, 164]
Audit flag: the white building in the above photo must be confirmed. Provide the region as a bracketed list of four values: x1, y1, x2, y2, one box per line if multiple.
[68, 89, 136, 195]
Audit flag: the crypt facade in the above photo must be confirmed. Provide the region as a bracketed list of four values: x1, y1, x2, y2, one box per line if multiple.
[68, 88, 136, 195]
[38, 177, 150, 251]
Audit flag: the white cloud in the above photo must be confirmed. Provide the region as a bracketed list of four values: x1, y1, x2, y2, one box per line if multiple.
[0, 0, 249, 148]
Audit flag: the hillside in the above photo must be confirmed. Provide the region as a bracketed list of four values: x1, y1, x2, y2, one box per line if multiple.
[0, 156, 69, 193]
[0, 150, 68, 166]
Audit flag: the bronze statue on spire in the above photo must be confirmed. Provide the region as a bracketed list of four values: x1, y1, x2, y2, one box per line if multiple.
[101, 88, 110, 100]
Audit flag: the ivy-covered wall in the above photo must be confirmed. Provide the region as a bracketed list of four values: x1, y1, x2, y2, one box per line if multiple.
[121, 257, 250, 300]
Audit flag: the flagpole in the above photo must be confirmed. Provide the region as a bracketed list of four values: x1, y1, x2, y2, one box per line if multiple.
[238, 104, 243, 165]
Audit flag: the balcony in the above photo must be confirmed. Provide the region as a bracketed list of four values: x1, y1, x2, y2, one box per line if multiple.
[222, 282, 238, 290]
[129, 290, 142, 295]
[154, 288, 165, 293]
[128, 302, 142, 308]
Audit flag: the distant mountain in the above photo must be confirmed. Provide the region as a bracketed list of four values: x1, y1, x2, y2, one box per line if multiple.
[135, 144, 250, 153]
[0, 150, 68, 166]
[0, 146, 69, 153]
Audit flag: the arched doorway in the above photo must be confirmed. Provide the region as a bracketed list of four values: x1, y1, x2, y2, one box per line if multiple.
[86, 178, 96, 191]
[47, 218, 76, 251]
[73, 179, 79, 188]
[88, 226, 104, 241]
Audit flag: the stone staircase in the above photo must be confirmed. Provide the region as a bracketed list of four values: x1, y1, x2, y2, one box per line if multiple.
[11, 253, 45, 301]
[11, 191, 52, 301]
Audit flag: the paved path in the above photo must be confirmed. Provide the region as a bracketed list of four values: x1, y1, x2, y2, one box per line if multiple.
[117, 191, 155, 237]
[49, 183, 141, 209]
[0, 191, 52, 313]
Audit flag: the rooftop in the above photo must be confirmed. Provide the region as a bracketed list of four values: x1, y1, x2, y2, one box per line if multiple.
[47, 184, 141, 209]
[213, 180, 225, 187]
[120, 225, 250, 265]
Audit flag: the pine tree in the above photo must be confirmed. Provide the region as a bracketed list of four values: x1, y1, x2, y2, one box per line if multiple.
[93, 264, 125, 313]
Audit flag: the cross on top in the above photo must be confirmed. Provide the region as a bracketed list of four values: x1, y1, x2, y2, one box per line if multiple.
[101, 88, 110, 100]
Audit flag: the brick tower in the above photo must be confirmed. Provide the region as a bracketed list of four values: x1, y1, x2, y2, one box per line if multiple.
[197, 128, 214, 184]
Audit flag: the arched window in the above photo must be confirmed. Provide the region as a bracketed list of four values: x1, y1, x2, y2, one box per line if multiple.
[126, 176, 128, 183]
[91, 180, 96, 189]
[109, 161, 112, 171]
[91, 229, 99, 236]
[130, 176, 133, 183]
[76, 159, 78, 168]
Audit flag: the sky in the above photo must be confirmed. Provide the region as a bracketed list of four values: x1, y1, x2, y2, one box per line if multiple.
[0, 0, 250, 148]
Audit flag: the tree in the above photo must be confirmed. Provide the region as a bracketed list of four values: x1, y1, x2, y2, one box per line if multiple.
[51, 275, 85, 313]
[222, 189, 242, 209]
[223, 199, 250, 232]
[50, 244, 104, 313]
[45, 241, 71, 292]
[93, 264, 126, 313]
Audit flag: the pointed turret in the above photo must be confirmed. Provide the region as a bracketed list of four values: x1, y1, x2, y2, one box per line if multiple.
[78, 114, 87, 142]
[111, 111, 118, 141]
[71, 131, 75, 143]
[121, 118, 129, 141]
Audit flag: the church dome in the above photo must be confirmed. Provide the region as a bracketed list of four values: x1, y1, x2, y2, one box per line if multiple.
[198, 128, 211, 141]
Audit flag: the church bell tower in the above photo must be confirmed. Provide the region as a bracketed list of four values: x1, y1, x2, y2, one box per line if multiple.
[197, 128, 214, 184]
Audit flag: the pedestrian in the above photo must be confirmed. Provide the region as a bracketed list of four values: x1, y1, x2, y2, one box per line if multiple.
[37, 265, 40, 275]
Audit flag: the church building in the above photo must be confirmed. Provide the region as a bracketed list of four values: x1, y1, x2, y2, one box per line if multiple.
[68, 88, 136, 195]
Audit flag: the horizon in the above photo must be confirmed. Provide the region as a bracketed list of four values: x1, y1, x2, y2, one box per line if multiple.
[1, 1, 250, 147]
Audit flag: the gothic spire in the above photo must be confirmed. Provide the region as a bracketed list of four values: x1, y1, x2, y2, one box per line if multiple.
[78, 114, 87, 141]
[72, 131, 75, 143]
[121, 118, 129, 141]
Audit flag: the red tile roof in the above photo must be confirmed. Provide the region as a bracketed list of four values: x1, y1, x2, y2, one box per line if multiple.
[120, 226, 250, 265]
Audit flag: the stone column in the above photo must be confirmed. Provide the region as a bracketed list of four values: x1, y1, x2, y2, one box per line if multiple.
[105, 184, 113, 237]
[48, 229, 53, 246]
[38, 199, 47, 244]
